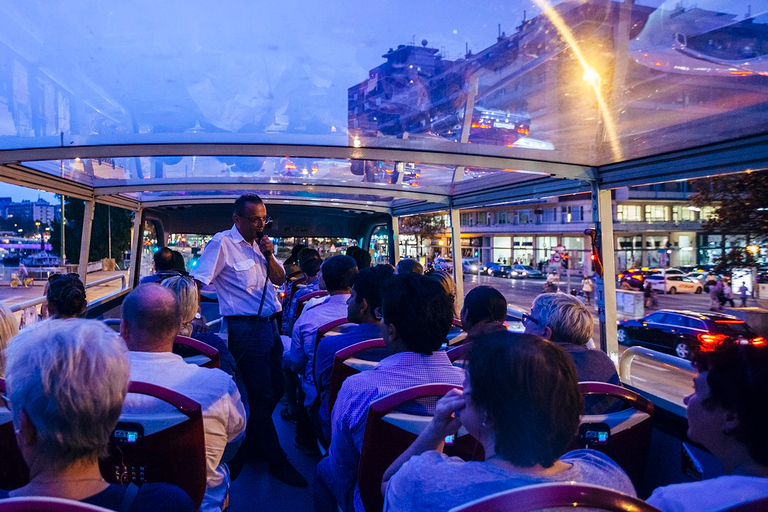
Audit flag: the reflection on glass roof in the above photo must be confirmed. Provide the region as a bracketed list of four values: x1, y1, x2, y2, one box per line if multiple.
[0, 0, 765, 168]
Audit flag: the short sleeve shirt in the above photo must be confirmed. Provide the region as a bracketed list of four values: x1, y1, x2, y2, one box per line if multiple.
[192, 225, 280, 317]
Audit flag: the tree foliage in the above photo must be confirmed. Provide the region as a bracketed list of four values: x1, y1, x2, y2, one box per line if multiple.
[691, 171, 768, 267]
[49, 198, 133, 264]
[399, 214, 446, 253]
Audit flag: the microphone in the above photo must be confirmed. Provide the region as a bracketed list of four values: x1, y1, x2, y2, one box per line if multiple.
[256, 232, 271, 258]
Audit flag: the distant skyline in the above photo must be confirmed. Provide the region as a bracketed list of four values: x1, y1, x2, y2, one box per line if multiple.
[0, 183, 58, 204]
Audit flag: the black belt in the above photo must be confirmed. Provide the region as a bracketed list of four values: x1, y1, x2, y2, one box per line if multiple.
[225, 313, 279, 321]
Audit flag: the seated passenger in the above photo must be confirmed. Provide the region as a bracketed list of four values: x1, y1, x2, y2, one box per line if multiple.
[0, 300, 19, 376]
[395, 258, 423, 275]
[120, 285, 246, 512]
[382, 331, 635, 512]
[460, 285, 507, 335]
[346, 246, 372, 270]
[46, 273, 87, 319]
[284, 243, 308, 277]
[161, 276, 237, 380]
[1, 318, 194, 511]
[171, 250, 190, 276]
[647, 345, 768, 511]
[313, 265, 395, 442]
[283, 249, 323, 337]
[315, 273, 464, 512]
[291, 255, 358, 419]
[524, 293, 620, 413]
[140, 247, 182, 284]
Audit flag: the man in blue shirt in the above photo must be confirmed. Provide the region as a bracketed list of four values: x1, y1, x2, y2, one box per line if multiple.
[312, 265, 394, 443]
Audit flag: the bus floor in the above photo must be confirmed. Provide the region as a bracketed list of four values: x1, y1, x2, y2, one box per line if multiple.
[228, 404, 318, 512]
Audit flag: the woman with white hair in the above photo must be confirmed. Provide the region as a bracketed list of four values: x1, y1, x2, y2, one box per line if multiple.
[161, 276, 236, 378]
[0, 300, 18, 376]
[0, 319, 194, 511]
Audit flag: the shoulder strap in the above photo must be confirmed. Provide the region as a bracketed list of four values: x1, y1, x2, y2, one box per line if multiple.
[117, 483, 140, 512]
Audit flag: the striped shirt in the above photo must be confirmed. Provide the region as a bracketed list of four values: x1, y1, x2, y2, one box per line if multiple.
[317, 350, 465, 512]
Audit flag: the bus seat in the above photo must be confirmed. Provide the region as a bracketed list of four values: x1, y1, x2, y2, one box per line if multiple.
[447, 482, 662, 512]
[446, 342, 471, 365]
[0, 497, 115, 512]
[101, 318, 120, 333]
[295, 290, 329, 318]
[327, 338, 388, 415]
[287, 273, 308, 303]
[0, 378, 29, 490]
[311, 317, 355, 391]
[721, 496, 768, 512]
[173, 335, 221, 369]
[359, 383, 483, 512]
[99, 381, 206, 510]
[576, 382, 655, 487]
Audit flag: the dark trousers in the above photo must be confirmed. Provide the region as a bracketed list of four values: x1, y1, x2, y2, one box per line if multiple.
[226, 316, 286, 462]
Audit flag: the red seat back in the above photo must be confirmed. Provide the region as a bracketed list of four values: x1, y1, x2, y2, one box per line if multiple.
[174, 335, 221, 369]
[328, 338, 387, 415]
[0, 378, 29, 490]
[575, 382, 655, 487]
[296, 290, 329, 318]
[0, 497, 116, 512]
[359, 383, 483, 512]
[311, 318, 354, 390]
[447, 482, 662, 512]
[446, 342, 472, 363]
[99, 381, 206, 510]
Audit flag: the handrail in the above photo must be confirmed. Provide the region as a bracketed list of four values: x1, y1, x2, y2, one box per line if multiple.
[619, 346, 695, 415]
[9, 273, 128, 313]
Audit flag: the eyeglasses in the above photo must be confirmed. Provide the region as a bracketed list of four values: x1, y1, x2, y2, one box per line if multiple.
[239, 215, 272, 225]
[522, 313, 542, 327]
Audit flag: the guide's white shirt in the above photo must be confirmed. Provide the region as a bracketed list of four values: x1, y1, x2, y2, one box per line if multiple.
[192, 224, 281, 317]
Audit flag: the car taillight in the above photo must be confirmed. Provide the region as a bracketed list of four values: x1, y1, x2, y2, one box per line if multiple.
[751, 336, 767, 347]
[698, 333, 727, 350]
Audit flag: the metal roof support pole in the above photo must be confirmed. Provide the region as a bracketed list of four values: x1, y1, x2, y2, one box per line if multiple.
[78, 199, 95, 285]
[128, 208, 144, 288]
[389, 214, 400, 265]
[591, 182, 619, 364]
[449, 207, 464, 309]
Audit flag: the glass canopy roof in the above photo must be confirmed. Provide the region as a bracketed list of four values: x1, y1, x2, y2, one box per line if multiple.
[0, 0, 765, 210]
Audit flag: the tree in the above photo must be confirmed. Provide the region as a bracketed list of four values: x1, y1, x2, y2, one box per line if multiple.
[691, 171, 768, 269]
[49, 198, 133, 265]
[399, 214, 446, 256]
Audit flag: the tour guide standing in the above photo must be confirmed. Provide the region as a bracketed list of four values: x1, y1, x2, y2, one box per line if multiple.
[193, 194, 307, 488]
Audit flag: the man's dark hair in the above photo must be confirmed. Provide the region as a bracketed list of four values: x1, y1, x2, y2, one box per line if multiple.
[350, 265, 394, 312]
[320, 255, 358, 292]
[467, 331, 583, 467]
[381, 273, 453, 354]
[463, 286, 506, 329]
[171, 250, 188, 275]
[122, 284, 181, 341]
[286, 244, 308, 266]
[298, 248, 320, 266]
[233, 194, 264, 216]
[153, 247, 175, 271]
[47, 273, 86, 318]
[346, 246, 372, 269]
[694, 345, 768, 466]
[395, 258, 423, 275]
[301, 257, 323, 278]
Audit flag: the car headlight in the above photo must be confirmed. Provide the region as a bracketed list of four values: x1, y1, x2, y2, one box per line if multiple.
[522, 272, 527, 276]
[512, 271, 518, 276]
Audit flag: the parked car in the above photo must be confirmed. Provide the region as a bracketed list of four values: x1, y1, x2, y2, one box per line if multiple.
[509, 264, 543, 279]
[618, 310, 765, 360]
[646, 274, 703, 294]
[462, 259, 481, 273]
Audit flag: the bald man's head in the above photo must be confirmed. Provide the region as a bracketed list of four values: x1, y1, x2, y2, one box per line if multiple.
[121, 284, 181, 352]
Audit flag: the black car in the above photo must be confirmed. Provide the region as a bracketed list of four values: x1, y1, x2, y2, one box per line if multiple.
[617, 310, 765, 360]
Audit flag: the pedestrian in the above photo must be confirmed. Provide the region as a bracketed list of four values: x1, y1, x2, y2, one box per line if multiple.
[644, 280, 655, 308]
[712, 278, 725, 311]
[192, 194, 307, 488]
[740, 282, 749, 307]
[581, 275, 594, 305]
[723, 279, 735, 308]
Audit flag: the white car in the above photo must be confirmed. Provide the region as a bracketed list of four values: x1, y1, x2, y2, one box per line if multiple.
[646, 274, 703, 294]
